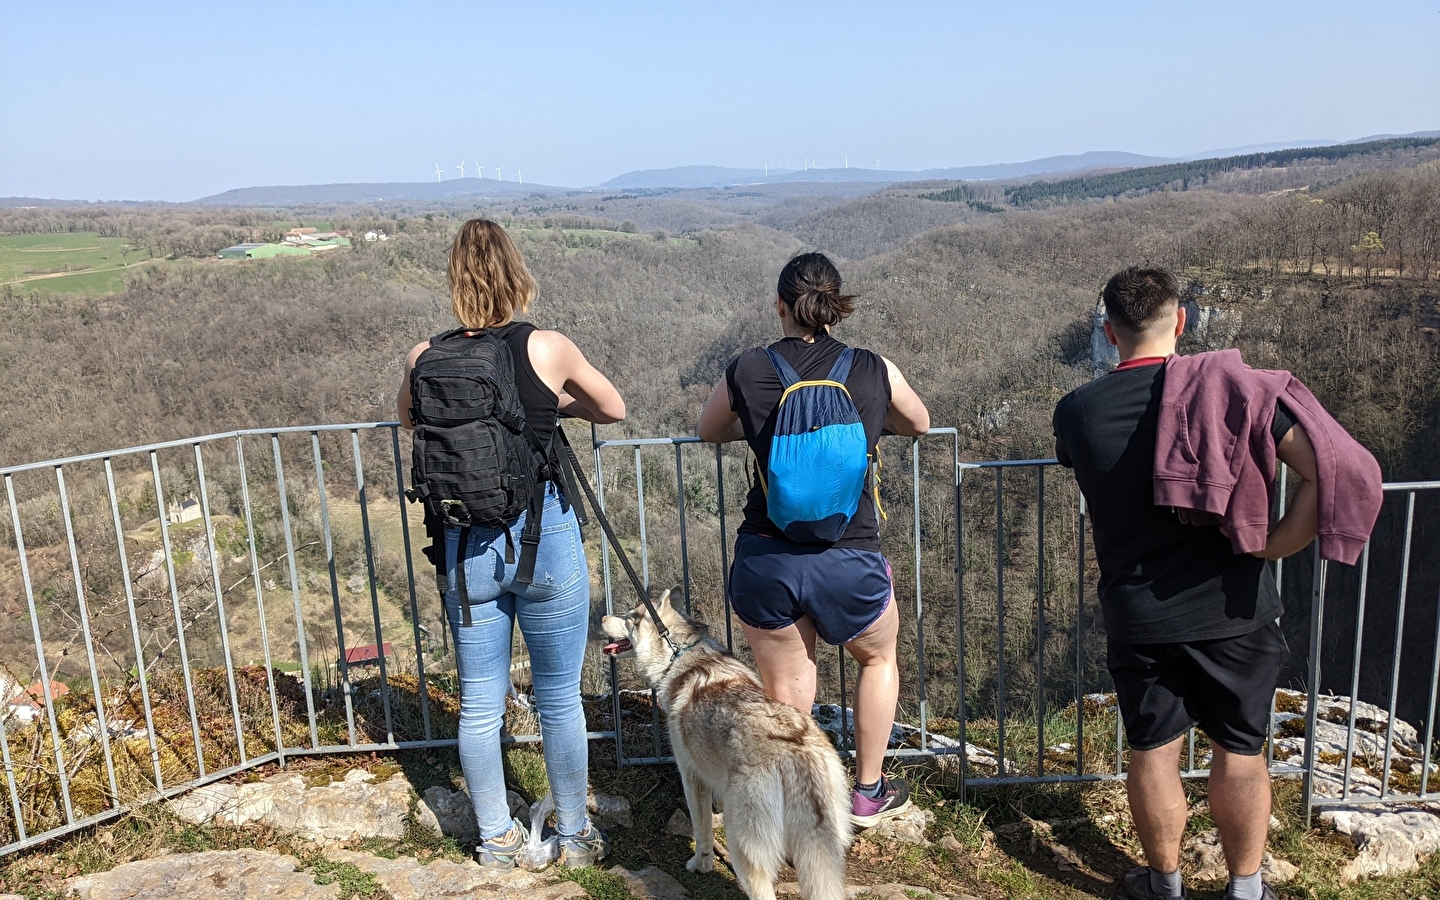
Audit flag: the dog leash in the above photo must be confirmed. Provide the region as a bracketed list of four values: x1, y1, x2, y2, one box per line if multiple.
[556, 429, 683, 656]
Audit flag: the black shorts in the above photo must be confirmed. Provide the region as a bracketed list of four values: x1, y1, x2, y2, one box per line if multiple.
[727, 532, 892, 645]
[1107, 620, 1288, 756]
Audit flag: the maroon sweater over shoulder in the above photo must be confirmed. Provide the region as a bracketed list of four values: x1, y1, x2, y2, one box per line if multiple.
[1155, 350, 1381, 565]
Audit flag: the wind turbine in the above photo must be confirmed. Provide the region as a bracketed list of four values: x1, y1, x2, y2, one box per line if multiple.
[434, 163, 444, 182]
[475, 161, 483, 179]
[764, 162, 769, 176]
[874, 158, 881, 169]
[457, 161, 466, 178]
[516, 169, 522, 185]
[844, 156, 849, 169]
[494, 166, 503, 181]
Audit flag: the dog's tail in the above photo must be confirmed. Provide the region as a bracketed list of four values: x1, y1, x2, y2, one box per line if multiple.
[787, 749, 852, 900]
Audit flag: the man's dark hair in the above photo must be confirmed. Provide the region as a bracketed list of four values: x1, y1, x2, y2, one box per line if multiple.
[1102, 266, 1180, 334]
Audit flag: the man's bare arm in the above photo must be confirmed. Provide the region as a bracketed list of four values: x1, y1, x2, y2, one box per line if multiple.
[1251, 423, 1319, 560]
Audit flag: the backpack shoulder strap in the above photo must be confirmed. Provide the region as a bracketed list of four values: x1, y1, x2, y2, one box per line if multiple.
[428, 327, 471, 345]
[764, 347, 803, 389]
[824, 347, 856, 384]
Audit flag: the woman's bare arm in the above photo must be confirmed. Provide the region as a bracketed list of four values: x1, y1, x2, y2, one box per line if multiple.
[698, 377, 745, 443]
[881, 357, 930, 437]
[529, 330, 625, 424]
[397, 340, 430, 430]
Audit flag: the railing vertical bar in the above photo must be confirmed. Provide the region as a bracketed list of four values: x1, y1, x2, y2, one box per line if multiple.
[838, 644, 849, 752]
[104, 460, 164, 792]
[1380, 493, 1417, 797]
[1267, 464, 1289, 771]
[235, 438, 286, 763]
[1342, 543, 1372, 801]
[389, 427, 432, 741]
[4, 474, 71, 826]
[1075, 492, 1087, 778]
[0, 685, 22, 841]
[1422, 553, 1440, 800]
[594, 435, 623, 764]
[674, 443, 692, 615]
[912, 439, 928, 750]
[149, 453, 206, 776]
[272, 436, 319, 749]
[954, 447, 968, 802]
[193, 444, 248, 764]
[716, 443, 733, 651]
[634, 447, 660, 758]
[1303, 552, 1328, 827]
[56, 466, 121, 807]
[352, 430, 395, 745]
[1035, 466, 1045, 777]
[995, 467, 1006, 777]
[311, 431, 357, 746]
[1186, 728, 1197, 775]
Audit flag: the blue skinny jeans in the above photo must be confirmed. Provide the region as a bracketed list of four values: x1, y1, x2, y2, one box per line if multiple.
[444, 484, 591, 839]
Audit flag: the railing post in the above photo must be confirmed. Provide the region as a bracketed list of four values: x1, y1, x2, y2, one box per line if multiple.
[1303, 549, 1328, 827]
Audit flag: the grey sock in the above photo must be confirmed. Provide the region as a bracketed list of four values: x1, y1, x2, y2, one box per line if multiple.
[1228, 869, 1263, 900]
[1149, 867, 1183, 899]
[855, 777, 885, 799]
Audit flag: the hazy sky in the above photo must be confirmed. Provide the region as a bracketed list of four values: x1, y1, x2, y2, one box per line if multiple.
[2, 1, 1437, 201]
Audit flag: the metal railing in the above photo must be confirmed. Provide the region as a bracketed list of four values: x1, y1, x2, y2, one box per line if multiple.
[0, 421, 1436, 855]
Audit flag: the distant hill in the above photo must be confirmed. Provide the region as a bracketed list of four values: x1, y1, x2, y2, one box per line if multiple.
[192, 179, 559, 206]
[601, 151, 1175, 190]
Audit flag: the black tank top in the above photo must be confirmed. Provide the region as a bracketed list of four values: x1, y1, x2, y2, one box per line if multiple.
[469, 321, 559, 452]
[725, 334, 891, 551]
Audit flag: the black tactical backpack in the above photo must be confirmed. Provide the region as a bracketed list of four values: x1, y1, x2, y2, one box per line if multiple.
[406, 326, 578, 624]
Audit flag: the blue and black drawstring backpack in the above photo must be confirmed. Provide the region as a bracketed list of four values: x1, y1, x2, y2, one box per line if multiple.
[756, 347, 874, 542]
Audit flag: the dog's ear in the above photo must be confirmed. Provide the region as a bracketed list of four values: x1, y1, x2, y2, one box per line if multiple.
[655, 588, 672, 611]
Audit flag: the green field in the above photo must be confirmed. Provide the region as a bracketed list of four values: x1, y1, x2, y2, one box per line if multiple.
[0, 232, 154, 294]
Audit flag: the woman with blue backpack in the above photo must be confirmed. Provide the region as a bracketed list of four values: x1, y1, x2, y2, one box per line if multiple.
[398, 219, 625, 869]
[697, 251, 930, 826]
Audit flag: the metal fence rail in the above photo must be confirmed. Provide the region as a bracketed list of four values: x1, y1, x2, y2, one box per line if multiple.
[0, 422, 1435, 855]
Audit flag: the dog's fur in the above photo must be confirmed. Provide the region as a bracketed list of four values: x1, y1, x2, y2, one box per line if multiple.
[600, 590, 851, 900]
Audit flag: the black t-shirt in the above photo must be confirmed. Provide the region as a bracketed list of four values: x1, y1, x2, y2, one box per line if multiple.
[725, 334, 891, 551]
[1053, 360, 1295, 644]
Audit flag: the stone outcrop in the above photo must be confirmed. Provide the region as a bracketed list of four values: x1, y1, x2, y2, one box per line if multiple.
[608, 865, 690, 900]
[168, 769, 413, 842]
[1181, 830, 1297, 884]
[329, 848, 586, 900]
[864, 806, 934, 847]
[66, 850, 340, 900]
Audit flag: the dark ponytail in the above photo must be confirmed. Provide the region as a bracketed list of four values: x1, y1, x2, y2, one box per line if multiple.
[777, 252, 856, 331]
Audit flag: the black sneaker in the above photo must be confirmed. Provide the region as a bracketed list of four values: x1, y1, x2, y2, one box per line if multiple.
[1122, 866, 1188, 900]
[850, 775, 912, 828]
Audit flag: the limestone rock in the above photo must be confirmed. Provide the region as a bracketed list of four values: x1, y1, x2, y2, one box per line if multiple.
[937, 833, 964, 853]
[1321, 806, 1440, 882]
[329, 848, 581, 900]
[608, 865, 689, 900]
[665, 808, 693, 837]
[166, 768, 414, 843]
[346, 574, 366, 594]
[66, 849, 337, 900]
[267, 770, 413, 842]
[863, 807, 934, 846]
[588, 792, 633, 828]
[1181, 830, 1297, 884]
[421, 785, 479, 841]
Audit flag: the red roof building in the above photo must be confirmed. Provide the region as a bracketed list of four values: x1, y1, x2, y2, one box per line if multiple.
[7, 680, 68, 709]
[344, 642, 393, 666]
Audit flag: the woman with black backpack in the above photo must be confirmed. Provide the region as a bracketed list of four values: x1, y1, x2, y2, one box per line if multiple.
[697, 252, 930, 828]
[398, 219, 625, 869]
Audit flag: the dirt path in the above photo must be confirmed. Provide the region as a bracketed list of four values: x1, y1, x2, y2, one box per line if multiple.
[1, 257, 156, 286]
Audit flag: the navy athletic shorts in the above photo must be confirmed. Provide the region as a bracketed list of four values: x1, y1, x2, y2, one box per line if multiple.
[727, 532, 892, 645]
[1107, 619, 1288, 756]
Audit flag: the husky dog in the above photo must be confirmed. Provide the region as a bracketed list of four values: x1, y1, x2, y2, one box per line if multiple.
[600, 589, 851, 900]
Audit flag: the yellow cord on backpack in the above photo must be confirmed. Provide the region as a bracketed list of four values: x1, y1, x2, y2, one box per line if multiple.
[871, 455, 886, 522]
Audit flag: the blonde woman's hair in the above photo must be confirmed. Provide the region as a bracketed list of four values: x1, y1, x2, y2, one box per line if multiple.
[449, 219, 537, 329]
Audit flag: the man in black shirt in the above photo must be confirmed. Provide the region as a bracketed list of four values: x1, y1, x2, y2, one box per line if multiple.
[1053, 268, 1318, 900]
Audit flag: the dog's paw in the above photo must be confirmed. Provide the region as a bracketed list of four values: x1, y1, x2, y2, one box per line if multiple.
[687, 851, 714, 873]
